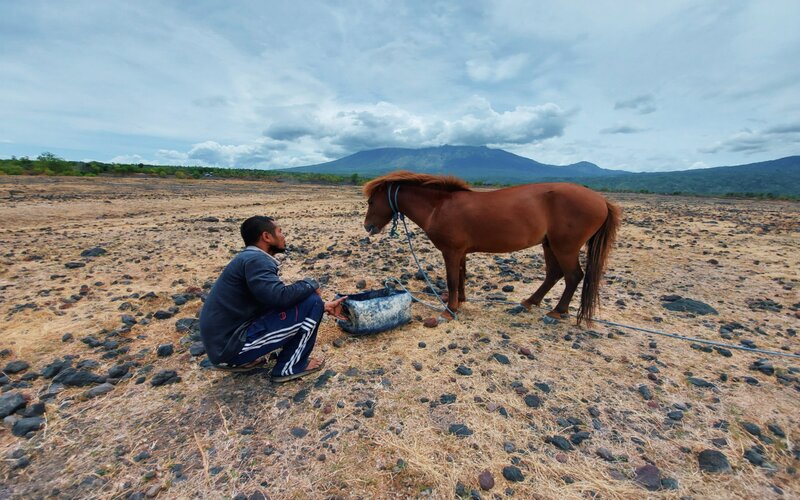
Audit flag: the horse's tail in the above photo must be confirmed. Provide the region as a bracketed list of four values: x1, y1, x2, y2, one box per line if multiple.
[578, 200, 621, 325]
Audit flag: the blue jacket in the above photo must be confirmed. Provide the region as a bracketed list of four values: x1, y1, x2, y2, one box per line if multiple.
[199, 247, 318, 364]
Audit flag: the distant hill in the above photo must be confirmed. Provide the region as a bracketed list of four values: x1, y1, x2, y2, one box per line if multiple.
[580, 156, 800, 197]
[284, 146, 800, 197]
[284, 145, 622, 183]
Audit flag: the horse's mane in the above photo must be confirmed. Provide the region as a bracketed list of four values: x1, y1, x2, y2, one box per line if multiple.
[362, 170, 472, 198]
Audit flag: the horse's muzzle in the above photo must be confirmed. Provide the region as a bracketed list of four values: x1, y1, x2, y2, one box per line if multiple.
[364, 223, 380, 235]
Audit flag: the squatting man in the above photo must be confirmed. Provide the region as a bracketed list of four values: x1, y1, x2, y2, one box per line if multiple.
[199, 216, 347, 382]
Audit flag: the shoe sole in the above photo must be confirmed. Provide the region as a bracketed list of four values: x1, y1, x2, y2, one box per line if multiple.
[271, 363, 324, 383]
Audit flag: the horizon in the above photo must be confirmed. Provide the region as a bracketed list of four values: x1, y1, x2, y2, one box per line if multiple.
[2, 2, 799, 172]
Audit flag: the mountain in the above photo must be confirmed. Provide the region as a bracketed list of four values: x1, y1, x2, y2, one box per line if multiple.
[580, 156, 800, 197]
[284, 146, 800, 197]
[284, 145, 622, 183]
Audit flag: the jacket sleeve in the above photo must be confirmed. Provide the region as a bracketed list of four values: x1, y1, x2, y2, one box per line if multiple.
[243, 256, 317, 310]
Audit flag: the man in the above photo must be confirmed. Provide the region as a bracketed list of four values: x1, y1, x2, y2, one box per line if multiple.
[200, 215, 346, 382]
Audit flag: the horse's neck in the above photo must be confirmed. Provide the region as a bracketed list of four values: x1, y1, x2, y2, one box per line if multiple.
[397, 186, 445, 232]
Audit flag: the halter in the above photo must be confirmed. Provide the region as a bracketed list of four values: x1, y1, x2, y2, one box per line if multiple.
[387, 183, 404, 237]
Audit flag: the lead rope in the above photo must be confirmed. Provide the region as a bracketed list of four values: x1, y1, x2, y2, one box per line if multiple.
[408, 290, 800, 360]
[385, 184, 457, 319]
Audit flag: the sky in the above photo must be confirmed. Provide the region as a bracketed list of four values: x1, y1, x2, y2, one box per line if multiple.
[1, 1, 799, 172]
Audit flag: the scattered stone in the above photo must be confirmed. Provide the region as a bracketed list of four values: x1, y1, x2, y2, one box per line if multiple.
[290, 427, 308, 438]
[3, 361, 30, 374]
[64, 262, 86, 269]
[53, 368, 106, 387]
[12, 416, 45, 437]
[638, 385, 653, 401]
[423, 317, 438, 328]
[440, 394, 457, 404]
[154, 310, 174, 320]
[698, 449, 732, 473]
[80, 247, 107, 257]
[0, 392, 27, 418]
[448, 424, 473, 438]
[596, 448, 615, 462]
[156, 344, 174, 357]
[502, 465, 524, 482]
[662, 298, 718, 315]
[546, 435, 573, 451]
[492, 353, 510, 365]
[477, 470, 495, 490]
[150, 370, 180, 386]
[661, 477, 679, 490]
[456, 365, 473, 376]
[569, 431, 591, 445]
[356, 279, 367, 289]
[22, 402, 45, 417]
[687, 377, 715, 388]
[634, 464, 662, 491]
[189, 343, 206, 356]
[84, 383, 114, 399]
[767, 424, 785, 438]
[740, 422, 762, 437]
[523, 394, 541, 408]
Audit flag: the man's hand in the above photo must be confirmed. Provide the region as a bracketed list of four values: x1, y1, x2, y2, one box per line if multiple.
[324, 295, 348, 320]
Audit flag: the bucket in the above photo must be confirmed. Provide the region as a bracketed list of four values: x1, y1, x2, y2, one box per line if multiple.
[336, 287, 413, 335]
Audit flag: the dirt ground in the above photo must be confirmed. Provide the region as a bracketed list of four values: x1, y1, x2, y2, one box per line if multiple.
[0, 175, 798, 499]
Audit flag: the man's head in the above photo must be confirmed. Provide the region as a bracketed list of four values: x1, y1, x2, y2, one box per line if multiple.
[241, 216, 286, 254]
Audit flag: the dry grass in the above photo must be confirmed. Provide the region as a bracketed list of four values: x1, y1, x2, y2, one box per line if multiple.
[0, 175, 798, 499]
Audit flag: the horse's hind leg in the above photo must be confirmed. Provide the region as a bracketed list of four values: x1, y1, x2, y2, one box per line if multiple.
[522, 239, 564, 310]
[458, 255, 467, 303]
[548, 248, 584, 319]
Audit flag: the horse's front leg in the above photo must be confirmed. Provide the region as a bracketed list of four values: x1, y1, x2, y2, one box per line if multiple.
[443, 251, 464, 318]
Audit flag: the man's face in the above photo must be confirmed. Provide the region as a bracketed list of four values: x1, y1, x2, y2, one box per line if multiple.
[264, 224, 286, 253]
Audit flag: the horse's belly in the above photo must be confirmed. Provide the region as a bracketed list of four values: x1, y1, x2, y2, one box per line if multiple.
[469, 227, 545, 253]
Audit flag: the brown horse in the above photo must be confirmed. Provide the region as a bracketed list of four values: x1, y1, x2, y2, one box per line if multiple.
[362, 171, 621, 324]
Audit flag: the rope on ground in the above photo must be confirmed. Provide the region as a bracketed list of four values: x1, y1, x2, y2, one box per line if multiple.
[403, 289, 800, 360]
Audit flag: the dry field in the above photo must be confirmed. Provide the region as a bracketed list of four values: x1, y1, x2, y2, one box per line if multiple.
[0, 175, 798, 499]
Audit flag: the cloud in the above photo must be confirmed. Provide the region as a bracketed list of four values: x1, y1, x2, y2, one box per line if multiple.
[466, 53, 529, 83]
[599, 124, 648, 134]
[700, 129, 770, 154]
[765, 122, 800, 134]
[614, 94, 657, 114]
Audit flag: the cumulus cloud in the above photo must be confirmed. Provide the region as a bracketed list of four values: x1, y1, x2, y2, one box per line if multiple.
[614, 94, 656, 114]
[765, 122, 800, 134]
[599, 124, 648, 134]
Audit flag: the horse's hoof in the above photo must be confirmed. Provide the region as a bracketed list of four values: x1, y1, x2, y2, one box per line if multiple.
[507, 305, 528, 315]
[542, 315, 560, 325]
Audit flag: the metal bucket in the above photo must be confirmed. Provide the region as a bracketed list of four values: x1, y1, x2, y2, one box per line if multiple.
[336, 288, 412, 335]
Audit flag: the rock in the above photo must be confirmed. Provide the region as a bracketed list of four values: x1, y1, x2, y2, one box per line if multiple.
[502, 465, 524, 482]
[150, 370, 180, 386]
[478, 470, 495, 490]
[332, 338, 345, 348]
[698, 449, 732, 473]
[523, 394, 541, 408]
[423, 317, 438, 328]
[3, 360, 30, 374]
[290, 427, 308, 438]
[456, 365, 473, 376]
[570, 431, 591, 445]
[108, 364, 130, 378]
[492, 353, 510, 365]
[41, 358, 71, 379]
[687, 377, 715, 388]
[64, 262, 86, 269]
[546, 435, 573, 451]
[638, 385, 653, 400]
[0, 392, 27, 418]
[440, 394, 457, 404]
[502, 285, 515, 292]
[660, 477, 679, 490]
[740, 421, 762, 437]
[22, 402, 45, 417]
[156, 344, 174, 357]
[448, 424, 473, 438]
[12, 416, 45, 437]
[534, 382, 551, 393]
[80, 247, 107, 257]
[154, 310, 174, 320]
[667, 410, 684, 421]
[662, 298, 718, 315]
[175, 318, 200, 334]
[53, 368, 106, 387]
[596, 448, 615, 462]
[634, 464, 662, 491]
[767, 424, 785, 438]
[84, 383, 114, 399]
[744, 447, 765, 466]
[356, 279, 367, 289]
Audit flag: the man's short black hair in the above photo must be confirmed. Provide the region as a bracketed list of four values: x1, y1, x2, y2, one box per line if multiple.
[241, 216, 276, 246]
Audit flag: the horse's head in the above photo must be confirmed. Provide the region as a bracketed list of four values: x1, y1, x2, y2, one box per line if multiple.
[363, 183, 394, 235]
